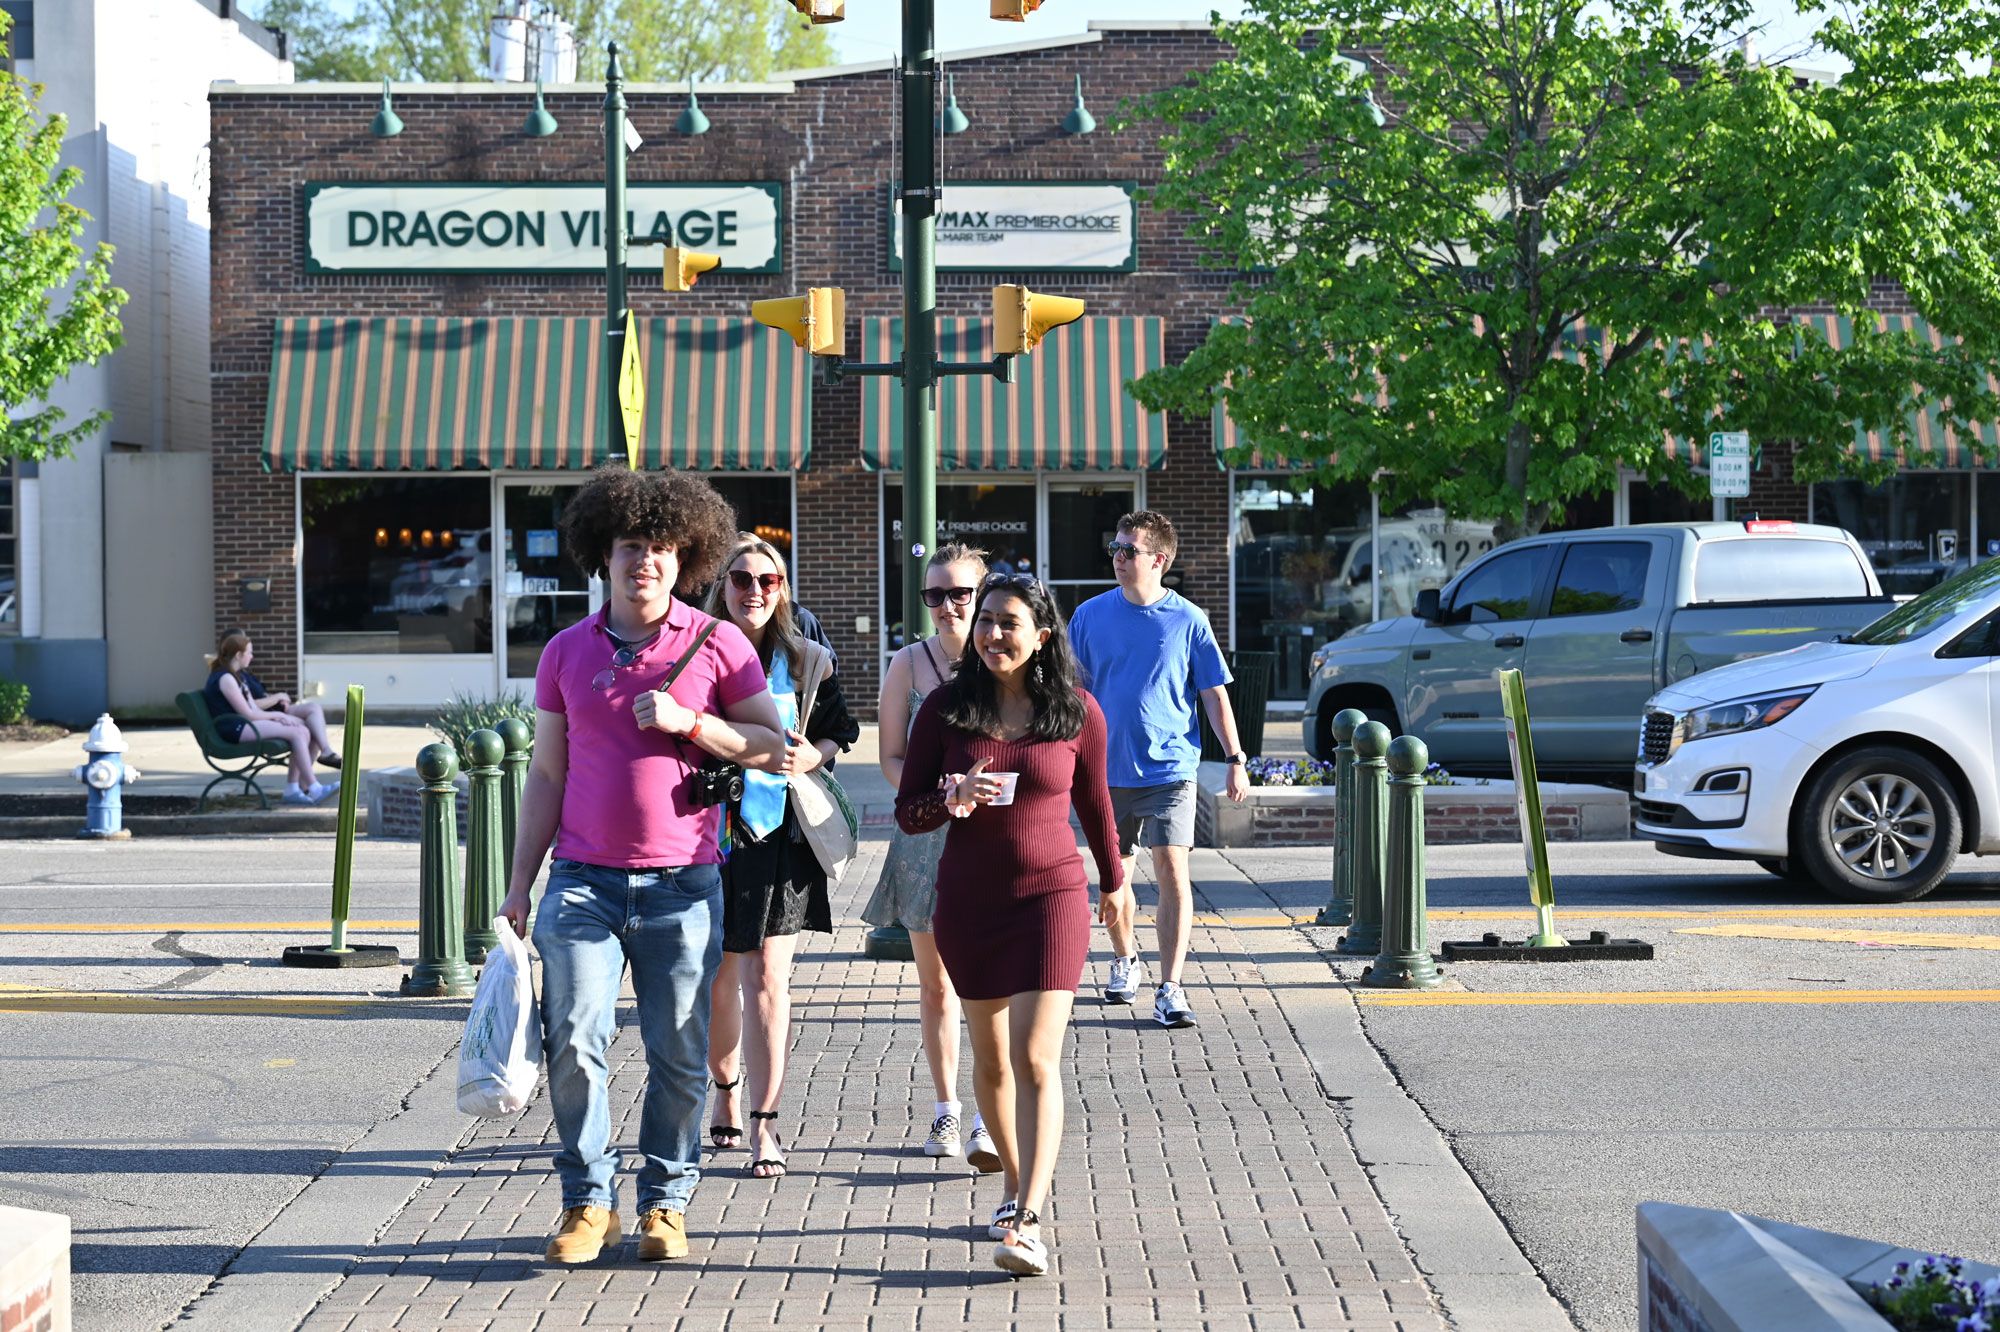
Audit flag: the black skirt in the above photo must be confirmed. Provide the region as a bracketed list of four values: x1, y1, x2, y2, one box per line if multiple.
[720, 796, 833, 953]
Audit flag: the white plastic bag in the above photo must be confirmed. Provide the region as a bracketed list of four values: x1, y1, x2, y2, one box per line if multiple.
[456, 918, 542, 1116]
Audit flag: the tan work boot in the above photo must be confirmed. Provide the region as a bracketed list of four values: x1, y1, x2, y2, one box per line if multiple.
[545, 1205, 621, 1263]
[637, 1208, 688, 1260]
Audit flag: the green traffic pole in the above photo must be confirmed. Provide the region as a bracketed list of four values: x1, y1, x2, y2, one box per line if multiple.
[899, 0, 937, 646]
[402, 742, 474, 997]
[1337, 721, 1391, 957]
[1316, 708, 1366, 928]
[496, 716, 532, 874]
[604, 43, 628, 466]
[328, 684, 366, 951]
[461, 729, 505, 967]
[1365, 735, 1444, 989]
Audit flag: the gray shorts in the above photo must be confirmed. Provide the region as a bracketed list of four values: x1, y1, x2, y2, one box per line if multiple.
[1109, 781, 1197, 856]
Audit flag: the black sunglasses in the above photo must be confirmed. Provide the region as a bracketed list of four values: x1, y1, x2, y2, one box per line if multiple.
[921, 585, 977, 608]
[982, 572, 1044, 594]
[1107, 541, 1156, 562]
[727, 569, 785, 593]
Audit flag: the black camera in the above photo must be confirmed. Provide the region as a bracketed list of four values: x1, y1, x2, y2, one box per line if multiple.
[690, 762, 745, 808]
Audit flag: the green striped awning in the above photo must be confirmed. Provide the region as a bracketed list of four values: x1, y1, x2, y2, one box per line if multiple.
[262, 317, 810, 472]
[1797, 313, 2000, 467]
[859, 317, 1167, 471]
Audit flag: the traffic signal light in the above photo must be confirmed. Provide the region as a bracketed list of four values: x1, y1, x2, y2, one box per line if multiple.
[992, 285, 1084, 353]
[789, 0, 845, 22]
[752, 287, 846, 358]
[663, 247, 721, 292]
[990, 0, 1045, 18]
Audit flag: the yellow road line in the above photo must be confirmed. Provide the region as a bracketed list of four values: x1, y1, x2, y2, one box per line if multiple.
[1677, 924, 2000, 950]
[1356, 988, 2000, 1008]
[0, 983, 437, 1017]
[0, 921, 418, 934]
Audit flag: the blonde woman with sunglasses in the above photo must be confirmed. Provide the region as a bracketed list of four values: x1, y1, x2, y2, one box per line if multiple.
[701, 535, 859, 1180]
[863, 542, 1001, 1168]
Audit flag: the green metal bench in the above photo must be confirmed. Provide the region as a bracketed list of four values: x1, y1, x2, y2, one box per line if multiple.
[175, 691, 292, 811]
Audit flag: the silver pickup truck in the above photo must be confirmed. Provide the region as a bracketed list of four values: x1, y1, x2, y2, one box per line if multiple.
[1300, 521, 1892, 782]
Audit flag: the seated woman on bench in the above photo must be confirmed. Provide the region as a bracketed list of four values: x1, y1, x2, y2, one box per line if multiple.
[203, 630, 340, 805]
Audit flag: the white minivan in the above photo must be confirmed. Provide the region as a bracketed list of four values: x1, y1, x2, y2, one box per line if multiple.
[1635, 559, 2000, 901]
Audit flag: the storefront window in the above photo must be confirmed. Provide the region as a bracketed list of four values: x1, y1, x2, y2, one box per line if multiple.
[0, 461, 15, 633]
[1628, 478, 1713, 525]
[1046, 481, 1137, 618]
[1812, 474, 1970, 596]
[707, 476, 795, 565]
[1233, 479, 1501, 699]
[501, 484, 587, 680]
[883, 481, 1035, 650]
[302, 477, 492, 655]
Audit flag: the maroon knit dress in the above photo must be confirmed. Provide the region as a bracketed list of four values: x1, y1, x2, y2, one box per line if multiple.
[895, 688, 1123, 1000]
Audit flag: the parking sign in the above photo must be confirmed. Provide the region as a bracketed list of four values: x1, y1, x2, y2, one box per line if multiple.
[1709, 432, 1751, 499]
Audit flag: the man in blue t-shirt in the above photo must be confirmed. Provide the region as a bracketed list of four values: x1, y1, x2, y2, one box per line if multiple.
[1068, 510, 1249, 1029]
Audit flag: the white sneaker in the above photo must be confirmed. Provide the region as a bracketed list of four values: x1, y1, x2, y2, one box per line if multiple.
[924, 1113, 961, 1158]
[966, 1124, 1002, 1173]
[280, 787, 315, 806]
[308, 780, 338, 804]
[1154, 981, 1196, 1029]
[1105, 955, 1145, 1005]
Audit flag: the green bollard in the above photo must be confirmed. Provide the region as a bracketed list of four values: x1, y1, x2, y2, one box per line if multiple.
[461, 728, 504, 967]
[496, 717, 532, 875]
[282, 685, 398, 969]
[1364, 735, 1445, 989]
[1336, 721, 1391, 957]
[402, 742, 474, 997]
[864, 921, 915, 962]
[1315, 708, 1368, 928]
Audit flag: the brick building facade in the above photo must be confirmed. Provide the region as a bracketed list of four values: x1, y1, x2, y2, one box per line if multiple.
[208, 25, 1985, 729]
[210, 23, 1252, 719]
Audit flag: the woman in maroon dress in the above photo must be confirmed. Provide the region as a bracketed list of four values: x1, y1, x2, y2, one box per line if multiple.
[895, 573, 1125, 1276]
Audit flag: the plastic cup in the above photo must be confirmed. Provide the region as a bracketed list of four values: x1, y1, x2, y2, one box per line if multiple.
[988, 772, 1020, 806]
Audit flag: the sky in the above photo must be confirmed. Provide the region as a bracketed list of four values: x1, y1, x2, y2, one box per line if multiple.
[820, 0, 1848, 72]
[261, 0, 1853, 77]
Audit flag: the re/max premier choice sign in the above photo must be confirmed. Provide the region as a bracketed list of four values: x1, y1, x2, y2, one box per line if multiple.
[303, 182, 783, 274]
[890, 182, 1136, 272]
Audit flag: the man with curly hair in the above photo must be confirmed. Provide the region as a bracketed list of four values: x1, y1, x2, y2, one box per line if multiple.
[500, 466, 786, 1266]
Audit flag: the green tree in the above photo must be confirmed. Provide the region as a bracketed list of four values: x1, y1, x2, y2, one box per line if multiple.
[1128, 0, 2000, 538]
[246, 0, 832, 84]
[0, 13, 127, 462]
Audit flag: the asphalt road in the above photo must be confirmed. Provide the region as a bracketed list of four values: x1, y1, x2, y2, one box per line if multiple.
[1231, 841, 2000, 1332]
[1, 837, 471, 1332]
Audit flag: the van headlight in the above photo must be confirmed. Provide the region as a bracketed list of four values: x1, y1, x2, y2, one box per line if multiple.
[1681, 688, 1817, 743]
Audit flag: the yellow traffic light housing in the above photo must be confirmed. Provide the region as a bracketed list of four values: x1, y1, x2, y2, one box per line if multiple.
[990, 0, 1045, 18]
[992, 285, 1084, 353]
[789, 0, 845, 22]
[663, 247, 721, 292]
[751, 287, 846, 358]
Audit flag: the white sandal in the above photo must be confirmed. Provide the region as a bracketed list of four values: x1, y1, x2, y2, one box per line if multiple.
[986, 1199, 1018, 1240]
[992, 1207, 1048, 1276]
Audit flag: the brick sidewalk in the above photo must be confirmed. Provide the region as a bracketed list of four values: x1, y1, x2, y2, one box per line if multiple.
[295, 838, 1445, 1331]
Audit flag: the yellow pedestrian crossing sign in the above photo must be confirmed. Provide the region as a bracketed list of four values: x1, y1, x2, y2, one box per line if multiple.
[618, 311, 643, 460]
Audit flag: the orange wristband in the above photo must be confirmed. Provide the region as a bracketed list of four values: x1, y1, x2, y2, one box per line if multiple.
[683, 712, 704, 743]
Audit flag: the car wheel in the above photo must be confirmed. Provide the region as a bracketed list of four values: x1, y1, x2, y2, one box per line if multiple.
[1796, 748, 1961, 903]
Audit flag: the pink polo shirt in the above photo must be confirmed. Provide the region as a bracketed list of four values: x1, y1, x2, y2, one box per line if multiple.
[535, 598, 767, 868]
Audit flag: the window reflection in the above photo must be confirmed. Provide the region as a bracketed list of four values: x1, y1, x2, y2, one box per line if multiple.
[302, 477, 491, 655]
[883, 482, 1035, 651]
[1813, 474, 1969, 597]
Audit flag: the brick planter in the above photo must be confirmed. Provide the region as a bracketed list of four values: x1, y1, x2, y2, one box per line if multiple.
[1193, 762, 1630, 848]
[0, 1205, 71, 1332]
[363, 766, 469, 842]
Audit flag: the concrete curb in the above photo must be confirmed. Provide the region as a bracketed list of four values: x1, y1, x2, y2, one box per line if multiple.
[0, 810, 341, 839]
[170, 1049, 476, 1331]
[1194, 849, 1579, 1332]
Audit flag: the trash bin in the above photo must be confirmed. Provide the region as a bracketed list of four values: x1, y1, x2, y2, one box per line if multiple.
[1201, 650, 1274, 760]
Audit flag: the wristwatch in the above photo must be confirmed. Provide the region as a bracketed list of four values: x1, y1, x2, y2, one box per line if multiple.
[1224, 753, 1246, 766]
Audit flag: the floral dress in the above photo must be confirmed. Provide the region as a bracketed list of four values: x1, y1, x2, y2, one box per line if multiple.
[861, 688, 948, 933]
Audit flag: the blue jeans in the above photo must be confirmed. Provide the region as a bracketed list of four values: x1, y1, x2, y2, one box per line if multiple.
[534, 858, 722, 1215]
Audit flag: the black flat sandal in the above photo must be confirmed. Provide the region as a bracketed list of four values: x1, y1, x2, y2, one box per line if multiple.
[747, 1110, 786, 1179]
[709, 1077, 742, 1149]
